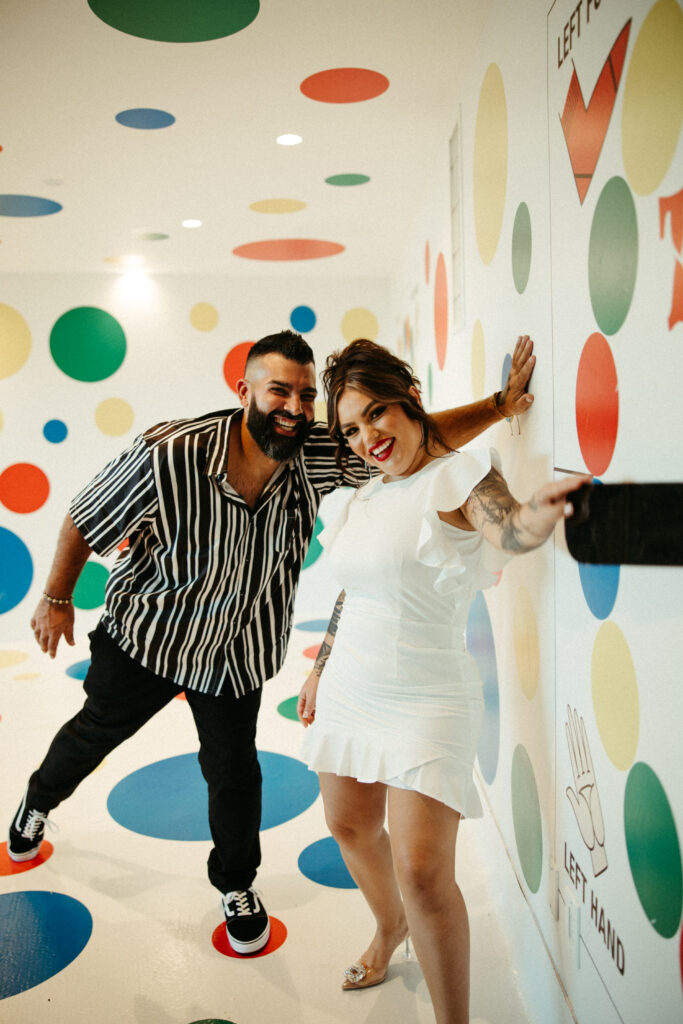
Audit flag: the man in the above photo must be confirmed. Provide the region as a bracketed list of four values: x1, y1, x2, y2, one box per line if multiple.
[9, 330, 534, 955]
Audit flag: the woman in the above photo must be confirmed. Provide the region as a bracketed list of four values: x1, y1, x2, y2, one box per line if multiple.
[298, 339, 588, 1023]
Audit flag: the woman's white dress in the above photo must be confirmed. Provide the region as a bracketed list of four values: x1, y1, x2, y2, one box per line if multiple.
[300, 449, 505, 818]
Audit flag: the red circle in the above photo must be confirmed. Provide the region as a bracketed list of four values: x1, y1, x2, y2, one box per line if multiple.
[300, 68, 389, 104]
[223, 341, 255, 394]
[232, 239, 344, 261]
[0, 463, 50, 513]
[0, 841, 54, 874]
[303, 644, 321, 660]
[575, 332, 619, 476]
[434, 253, 448, 370]
[211, 916, 287, 958]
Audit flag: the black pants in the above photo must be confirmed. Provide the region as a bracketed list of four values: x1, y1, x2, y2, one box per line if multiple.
[27, 623, 263, 893]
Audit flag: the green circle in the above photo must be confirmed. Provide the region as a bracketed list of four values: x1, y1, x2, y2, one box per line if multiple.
[50, 307, 126, 382]
[87, 0, 259, 41]
[325, 174, 370, 186]
[303, 516, 324, 569]
[511, 202, 532, 294]
[511, 744, 543, 893]
[277, 696, 300, 721]
[73, 563, 110, 610]
[588, 177, 638, 336]
[624, 762, 682, 939]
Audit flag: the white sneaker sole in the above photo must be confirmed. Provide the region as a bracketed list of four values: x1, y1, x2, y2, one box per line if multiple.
[226, 918, 271, 955]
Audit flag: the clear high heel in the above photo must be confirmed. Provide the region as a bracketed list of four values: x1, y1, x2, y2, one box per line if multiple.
[341, 934, 412, 990]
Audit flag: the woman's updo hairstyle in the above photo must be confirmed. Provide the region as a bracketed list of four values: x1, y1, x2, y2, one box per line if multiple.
[322, 339, 452, 467]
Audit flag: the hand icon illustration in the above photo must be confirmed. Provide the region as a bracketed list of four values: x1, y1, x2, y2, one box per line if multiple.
[565, 706, 608, 876]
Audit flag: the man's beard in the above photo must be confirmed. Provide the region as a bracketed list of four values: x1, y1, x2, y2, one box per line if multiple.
[246, 402, 311, 461]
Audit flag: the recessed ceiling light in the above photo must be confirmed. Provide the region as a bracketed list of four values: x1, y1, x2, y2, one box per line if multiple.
[182, 218, 202, 228]
[276, 134, 302, 146]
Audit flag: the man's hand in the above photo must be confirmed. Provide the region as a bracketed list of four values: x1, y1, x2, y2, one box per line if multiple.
[31, 598, 76, 659]
[498, 335, 535, 418]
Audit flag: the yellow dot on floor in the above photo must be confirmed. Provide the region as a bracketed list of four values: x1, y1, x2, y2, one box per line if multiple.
[0, 650, 29, 669]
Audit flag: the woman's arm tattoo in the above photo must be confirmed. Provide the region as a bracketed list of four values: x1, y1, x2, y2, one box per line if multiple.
[313, 590, 345, 675]
[468, 469, 528, 552]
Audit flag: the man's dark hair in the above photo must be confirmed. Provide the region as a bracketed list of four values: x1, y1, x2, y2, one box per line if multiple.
[245, 330, 314, 370]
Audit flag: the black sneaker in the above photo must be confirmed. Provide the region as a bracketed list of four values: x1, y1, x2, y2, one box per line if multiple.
[222, 887, 270, 954]
[8, 790, 49, 862]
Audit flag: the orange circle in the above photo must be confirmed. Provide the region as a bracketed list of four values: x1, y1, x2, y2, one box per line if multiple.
[211, 916, 287, 958]
[233, 239, 344, 261]
[0, 840, 54, 874]
[0, 462, 50, 513]
[300, 68, 389, 103]
[303, 644, 321, 660]
[575, 333, 619, 476]
[223, 341, 255, 394]
[434, 252, 449, 370]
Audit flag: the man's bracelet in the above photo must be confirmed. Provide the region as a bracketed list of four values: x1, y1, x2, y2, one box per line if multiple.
[492, 392, 506, 419]
[42, 591, 73, 606]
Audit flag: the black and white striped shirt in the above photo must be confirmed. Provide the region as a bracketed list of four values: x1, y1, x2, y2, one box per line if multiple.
[69, 409, 367, 697]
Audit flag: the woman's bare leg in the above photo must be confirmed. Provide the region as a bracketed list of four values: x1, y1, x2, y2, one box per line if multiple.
[319, 772, 408, 972]
[388, 788, 469, 1023]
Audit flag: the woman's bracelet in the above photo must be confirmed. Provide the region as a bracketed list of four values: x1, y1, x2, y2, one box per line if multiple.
[42, 591, 73, 606]
[492, 391, 506, 418]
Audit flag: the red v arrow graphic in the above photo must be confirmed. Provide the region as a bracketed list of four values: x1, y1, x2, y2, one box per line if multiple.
[560, 20, 631, 204]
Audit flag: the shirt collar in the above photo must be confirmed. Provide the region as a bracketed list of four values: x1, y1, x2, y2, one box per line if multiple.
[204, 408, 242, 477]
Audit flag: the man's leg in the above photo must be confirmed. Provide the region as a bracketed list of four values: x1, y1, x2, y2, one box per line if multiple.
[185, 685, 268, 953]
[9, 622, 179, 859]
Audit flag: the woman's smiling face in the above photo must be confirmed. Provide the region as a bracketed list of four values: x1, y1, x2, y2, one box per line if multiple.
[336, 385, 428, 479]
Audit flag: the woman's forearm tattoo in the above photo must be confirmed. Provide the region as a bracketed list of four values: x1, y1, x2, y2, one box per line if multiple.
[313, 591, 345, 675]
[469, 469, 528, 553]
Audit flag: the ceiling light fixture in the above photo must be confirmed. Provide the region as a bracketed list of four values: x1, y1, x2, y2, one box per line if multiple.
[182, 218, 202, 228]
[276, 134, 302, 146]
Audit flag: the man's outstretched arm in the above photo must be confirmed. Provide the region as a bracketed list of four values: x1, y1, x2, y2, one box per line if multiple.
[432, 335, 535, 449]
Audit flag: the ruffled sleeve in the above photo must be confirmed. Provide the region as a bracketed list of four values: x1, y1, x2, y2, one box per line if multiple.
[416, 448, 510, 594]
[317, 485, 360, 553]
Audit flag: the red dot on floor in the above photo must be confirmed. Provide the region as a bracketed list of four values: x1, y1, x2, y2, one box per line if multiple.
[303, 644, 321, 659]
[0, 841, 54, 875]
[211, 916, 287, 958]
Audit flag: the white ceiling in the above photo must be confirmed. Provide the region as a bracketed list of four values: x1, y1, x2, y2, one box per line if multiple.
[3, 0, 489, 277]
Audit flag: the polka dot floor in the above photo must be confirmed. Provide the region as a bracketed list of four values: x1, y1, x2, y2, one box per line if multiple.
[0, 493, 549, 1024]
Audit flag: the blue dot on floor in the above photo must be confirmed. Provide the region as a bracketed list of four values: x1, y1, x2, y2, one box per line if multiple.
[298, 836, 356, 888]
[0, 891, 93, 998]
[43, 419, 68, 443]
[115, 108, 176, 129]
[295, 619, 329, 632]
[66, 659, 91, 680]
[107, 750, 319, 839]
[290, 305, 316, 332]
[0, 194, 63, 217]
[466, 591, 500, 785]
[0, 528, 33, 614]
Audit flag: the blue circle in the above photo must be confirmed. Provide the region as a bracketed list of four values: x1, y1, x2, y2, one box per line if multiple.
[578, 562, 620, 619]
[290, 305, 316, 333]
[43, 419, 68, 443]
[466, 591, 499, 784]
[0, 891, 92, 998]
[298, 836, 356, 889]
[295, 619, 329, 632]
[0, 195, 62, 217]
[107, 750, 319, 840]
[0, 528, 33, 614]
[66, 659, 91, 680]
[501, 353, 513, 421]
[115, 108, 176, 130]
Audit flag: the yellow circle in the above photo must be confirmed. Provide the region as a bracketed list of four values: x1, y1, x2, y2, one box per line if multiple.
[190, 303, 219, 331]
[341, 308, 379, 343]
[314, 399, 328, 423]
[14, 672, 41, 681]
[591, 621, 640, 771]
[622, 0, 683, 196]
[513, 587, 539, 700]
[473, 64, 508, 265]
[250, 199, 307, 214]
[0, 303, 32, 379]
[471, 320, 486, 400]
[95, 398, 134, 437]
[0, 650, 29, 669]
